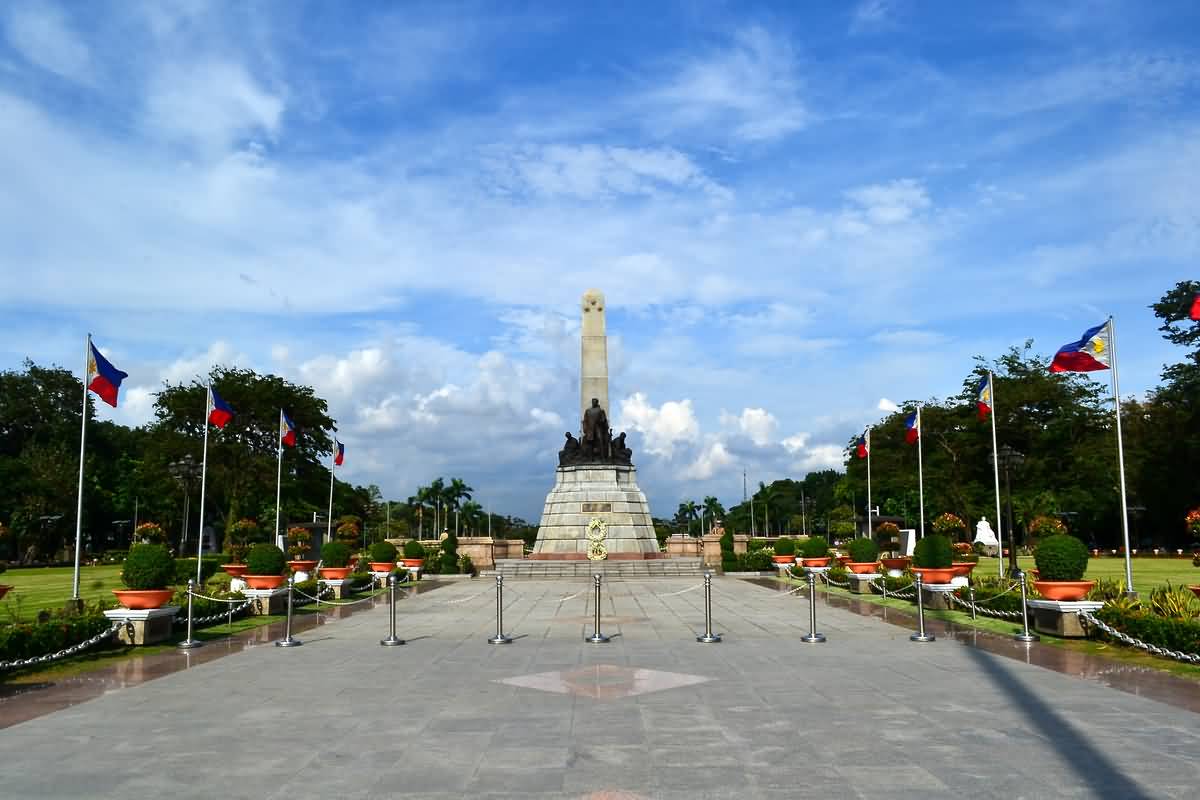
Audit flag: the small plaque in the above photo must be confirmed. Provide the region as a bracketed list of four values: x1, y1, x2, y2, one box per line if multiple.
[581, 502, 612, 513]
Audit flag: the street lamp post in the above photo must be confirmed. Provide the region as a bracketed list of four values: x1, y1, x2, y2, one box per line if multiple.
[989, 444, 1025, 576]
[168, 455, 201, 554]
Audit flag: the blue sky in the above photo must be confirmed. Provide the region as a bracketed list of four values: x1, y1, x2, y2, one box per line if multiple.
[1, 0, 1198, 520]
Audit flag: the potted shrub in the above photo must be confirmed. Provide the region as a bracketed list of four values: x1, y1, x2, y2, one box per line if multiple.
[318, 541, 353, 580]
[223, 518, 261, 577]
[134, 521, 168, 545]
[845, 537, 880, 574]
[368, 540, 399, 573]
[1032, 534, 1093, 600]
[773, 537, 795, 565]
[402, 539, 426, 568]
[243, 543, 288, 589]
[798, 535, 831, 567]
[286, 527, 317, 573]
[876, 522, 909, 571]
[911, 534, 955, 583]
[113, 543, 177, 609]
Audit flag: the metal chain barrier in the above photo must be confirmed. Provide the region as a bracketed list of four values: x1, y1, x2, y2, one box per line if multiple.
[869, 579, 915, 599]
[652, 583, 704, 598]
[1078, 610, 1200, 665]
[179, 598, 254, 626]
[817, 571, 851, 589]
[946, 591, 1025, 620]
[292, 585, 380, 607]
[0, 621, 123, 672]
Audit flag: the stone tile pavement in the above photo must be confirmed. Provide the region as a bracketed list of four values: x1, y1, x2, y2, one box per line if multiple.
[1, 577, 1197, 799]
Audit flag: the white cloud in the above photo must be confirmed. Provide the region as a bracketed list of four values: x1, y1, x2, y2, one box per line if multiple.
[850, 0, 898, 35]
[145, 60, 284, 152]
[798, 444, 844, 472]
[681, 440, 733, 480]
[844, 179, 931, 225]
[4, 2, 93, 83]
[878, 398, 901, 412]
[617, 393, 700, 458]
[720, 407, 778, 447]
[640, 25, 809, 143]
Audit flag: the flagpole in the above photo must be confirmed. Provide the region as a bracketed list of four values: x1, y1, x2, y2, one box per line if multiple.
[274, 410, 284, 551]
[865, 428, 872, 539]
[326, 442, 336, 548]
[988, 372, 1004, 578]
[916, 405, 925, 540]
[71, 334, 92, 601]
[1108, 317, 1135, 595]
[196, 386, 211, 586]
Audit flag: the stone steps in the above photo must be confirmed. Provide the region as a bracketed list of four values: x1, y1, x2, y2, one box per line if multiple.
[488, 558, 707, 580]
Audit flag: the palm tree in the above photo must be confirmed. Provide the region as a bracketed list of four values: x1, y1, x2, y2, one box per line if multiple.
[756, 482, 782, 536]
[460, 500, 485, 534]
[676, 500, 700, 536]
[702, 496, 725, 536]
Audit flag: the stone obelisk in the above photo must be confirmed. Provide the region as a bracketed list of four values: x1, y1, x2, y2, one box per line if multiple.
[530, 290, 660, 560]
[580, 289, 609, 425]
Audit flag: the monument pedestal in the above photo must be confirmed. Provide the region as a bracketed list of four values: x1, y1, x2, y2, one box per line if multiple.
[243, 588, 288, 615]
[531, 465, 660, 560]
[847, 573, 880, 594]
[319, 579, 352, 600]
[1028, 599, 1104, 638]
[104, 606, 180, 646]
[920, 584, 956, 610]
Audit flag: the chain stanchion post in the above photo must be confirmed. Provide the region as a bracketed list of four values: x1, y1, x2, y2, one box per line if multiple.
[697, 572, 721, 643]
[968, 582, 977, 621]
[380, 574, 405, 646]
[1014, 570, 1039, 643]
[488, 575, 513, 645]
[178, 579, 203, 650]
[910, 572, 935, 642]
[275, 575, 302, 647]
[587, 573, 610, 643]
[801, 570, 826, 643]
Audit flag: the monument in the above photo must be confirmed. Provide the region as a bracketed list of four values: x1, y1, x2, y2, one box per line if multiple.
[530, 289, 661, 560]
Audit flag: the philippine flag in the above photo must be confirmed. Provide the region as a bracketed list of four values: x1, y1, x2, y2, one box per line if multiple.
[1191, 293, 1200, 322]
[280, 410, 297, 447]
[1050, 321, 1112, 373]
[855, 430, 869, 459]
[208, 386, 234, 428]
[976, 374, 993, 421]
[86, 341, 128, 408]
[333, 438, 345, 466]
[904, 410, 920, 445]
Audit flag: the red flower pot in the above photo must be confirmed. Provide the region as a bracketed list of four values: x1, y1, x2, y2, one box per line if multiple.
[288, 560, 318, 572]
[846, 561, 881, 574]
[911, 567, 956, 583]
[800, 557, 832, 568]
[1032, 580, 1095, 601]
[836, 555, 852, 566]
[1188, 586, 1200, 600]
[0, 585, 12, 600]
[318, 567, 353, 580]
[401, 559, 424, 568]
[772, 555, 795, 564]
[950, 562, 978, 578]
[369, 562, 396, 573]
[222, 564, 248, 578]
[880, 557, 910, 571]
[112, 589, 175, 610]
[243, 575, 286, 589]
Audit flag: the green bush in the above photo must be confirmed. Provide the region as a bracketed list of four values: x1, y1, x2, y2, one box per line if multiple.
[912, 534, 952, 568]
[1094, 606, 1200, 655]
[747, 538, 769, 552]
[121, 543, 176, 589]
[721, 555, 738, 573]
[422, 551, 442, 575]
[320, 541, 351, 568]
[0, 610, 114, 662]
[827, 565, 849, 584]
[1033, 534, 1089, 581]
[459, 554, 476, 576]
[738, 550, 773, 571]
[402, 539, 425, 559]
[369, 540, 398, 564]
[720, 528, 734, 556]
[245, 543, 286, 576]
[774, 537, 795, 556]
[173, 556, 222, 586]
[440, 532, 459, 574]
[847, 538, 879, 563]
[799, 535, 830, 559]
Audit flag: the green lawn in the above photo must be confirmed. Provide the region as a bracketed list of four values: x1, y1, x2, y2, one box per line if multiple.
[973, 555, 1199, 590]
[1, 565, 125, 622]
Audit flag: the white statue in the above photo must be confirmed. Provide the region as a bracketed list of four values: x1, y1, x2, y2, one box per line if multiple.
[973, 517, 998, 547]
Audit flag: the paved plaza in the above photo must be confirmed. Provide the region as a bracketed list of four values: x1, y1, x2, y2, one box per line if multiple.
[2, 577, 1198, 799]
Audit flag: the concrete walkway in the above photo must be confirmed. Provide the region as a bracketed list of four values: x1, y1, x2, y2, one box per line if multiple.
[1, 577, 1197, 799]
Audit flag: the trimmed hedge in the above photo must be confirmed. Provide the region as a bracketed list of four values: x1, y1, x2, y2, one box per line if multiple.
[913, 534, 953, 568]
[121, 544, 176, 589]
[799, 536, 830, 559]
[321, 541, 351, 568]
[774, 537, 795, 556]
[1094, 606, 1200, 655]
[369, 541, 398, 564]
[847, 537, 879, 563]
[1034, 534, 1089, 581]
[173, 557, 222, 586]
[402, 539, 425, 559]
[0, 612, 114, 662]
[246, 543, 287, 576]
